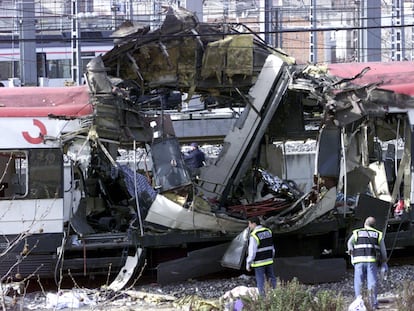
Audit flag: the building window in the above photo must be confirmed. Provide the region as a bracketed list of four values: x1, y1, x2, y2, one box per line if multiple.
[46, 59, 71, 79]
[0, 61, 20, 80]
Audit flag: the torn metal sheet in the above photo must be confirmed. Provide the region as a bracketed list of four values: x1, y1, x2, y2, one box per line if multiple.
[70, 198, 95, 236]
[265, 187, 337, 233]
[150, 137, 192, 192]
[317, 126, 341, 178]
[145, 194, 246, 232]
[274, 256, 347, 284]
[102, 6, 294, 102]
[368, 161, 391, 202]
[157, 243, 229, 285]
[109, 248, 142, 291]
[345, 166, 376, 196]
[353, 194, 391, 233]
[221, 227, 249, 270]
[327, 62, 414, 97]
[199, 54, 292, 200]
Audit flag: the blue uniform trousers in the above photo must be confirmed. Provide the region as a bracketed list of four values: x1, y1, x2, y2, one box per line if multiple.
[254, 264, 276, 296]
[354, 262, 378, 308]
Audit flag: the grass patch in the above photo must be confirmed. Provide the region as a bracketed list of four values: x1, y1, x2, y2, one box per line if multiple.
[396, 280, 414, 311]
[239, 278, 344, 311]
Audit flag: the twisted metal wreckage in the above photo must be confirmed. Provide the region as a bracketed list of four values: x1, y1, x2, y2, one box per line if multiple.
[1, 6, 414, 286]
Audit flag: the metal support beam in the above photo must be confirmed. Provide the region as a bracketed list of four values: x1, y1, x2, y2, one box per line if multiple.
[309, 0, 317, 64]
[71, 0, 82, 85]
[392, 0, 405, 61]
[359, 0, 382, 62]
[18, 0, 37, 86]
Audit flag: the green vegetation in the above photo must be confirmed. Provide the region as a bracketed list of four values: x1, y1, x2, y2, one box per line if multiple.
[239, 278, 344, 311]
[395, 280, 414, 311]
[230, 278, 414, 311]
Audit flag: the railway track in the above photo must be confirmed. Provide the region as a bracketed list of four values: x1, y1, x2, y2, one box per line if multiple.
[20, 248, 414, 295]
[5, 253, 414, 311]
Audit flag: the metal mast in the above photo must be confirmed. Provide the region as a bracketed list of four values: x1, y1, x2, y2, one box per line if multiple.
[359, 0, 381, 62]
[310, 0, 317, 63]
[391, 0, 405, 61]
[71, 0, 82, 85]
[19, 0, 37, 86]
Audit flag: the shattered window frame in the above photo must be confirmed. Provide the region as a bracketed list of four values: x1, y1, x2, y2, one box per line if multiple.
[28, 148, 63, 199]
[0, 150, 28, 199]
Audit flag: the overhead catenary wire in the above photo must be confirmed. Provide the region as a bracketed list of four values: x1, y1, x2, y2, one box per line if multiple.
[0, 0, 413, 37]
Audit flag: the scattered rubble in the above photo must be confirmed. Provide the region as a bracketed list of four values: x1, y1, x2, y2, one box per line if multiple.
[5, 265, 412, 310]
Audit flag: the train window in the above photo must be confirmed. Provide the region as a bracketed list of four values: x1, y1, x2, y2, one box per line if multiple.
[0, 151, 28, 199]
[81, 52, 95, 57]
[0, 61, 20, 80]
[28, 149, 63, 199]
[47, 59, 71, 79]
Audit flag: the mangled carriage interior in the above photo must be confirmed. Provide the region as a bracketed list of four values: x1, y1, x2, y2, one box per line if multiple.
[1, 5, 414, 285]
[96, 6, 414, 246]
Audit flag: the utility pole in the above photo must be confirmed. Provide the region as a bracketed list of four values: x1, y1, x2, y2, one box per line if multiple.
[273, 7, 282, 49]
[152, 1, 162, 29]
[358, 0, 381, 62]
[309, 0, 317, 63]
[111, 0, 119, 29]
[71, 0, 82, 85]
[125, 0, 133, 21]
[412, 0, 414, 60]
[353, 1, 360, 61]
[224, 0, 229, 22]
[391, 0, 405, 61]
[264, 0, 271, 45]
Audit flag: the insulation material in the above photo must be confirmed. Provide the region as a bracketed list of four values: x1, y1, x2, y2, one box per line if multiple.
[177, 38, 198, 87]
[225, 34, 253, 79]
[201, 37, 230, 82]
[201, 35, 254, 83]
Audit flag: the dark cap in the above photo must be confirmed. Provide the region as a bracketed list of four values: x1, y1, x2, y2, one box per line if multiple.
[248, 216, 260, 225]
[190, 142, 198, 147]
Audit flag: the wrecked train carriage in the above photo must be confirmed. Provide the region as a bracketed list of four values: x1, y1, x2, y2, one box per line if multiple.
[267, 61, 414, 257]
[2, 4, 414, 285]
[0, 85, 147, 281]
[0, 82, 246, 285]
[308, 62, 414, 251]
[101, 6, 414, 262]
[101, 5, 301, 220]
[102, 6, 294, 107]
[101, 6, 345, 259]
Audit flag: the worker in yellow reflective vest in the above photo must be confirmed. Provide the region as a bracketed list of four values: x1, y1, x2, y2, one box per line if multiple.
[246, 216, 276, 296]
[347, 216, 387, 309]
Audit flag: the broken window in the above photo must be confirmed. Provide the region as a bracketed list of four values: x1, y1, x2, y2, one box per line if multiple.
[0, 151, 28, 199]
[28, 149, 63, 199]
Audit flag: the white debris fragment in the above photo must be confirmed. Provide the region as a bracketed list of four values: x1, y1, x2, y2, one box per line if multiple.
[222, 285, 258, 300]
[221, 286, 258, 311]
[45, 290, 96, 309]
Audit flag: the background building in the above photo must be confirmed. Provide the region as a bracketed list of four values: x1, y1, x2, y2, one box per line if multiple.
[0, 0, 412, 86]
